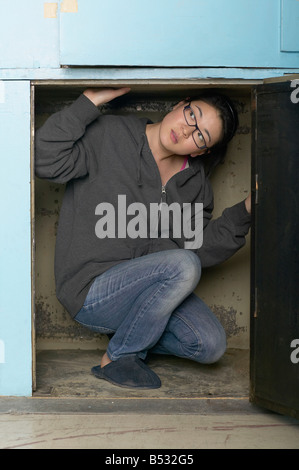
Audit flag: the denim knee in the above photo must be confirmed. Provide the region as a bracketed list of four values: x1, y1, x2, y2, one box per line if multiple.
[176, 317, 226, 364]
[171, 250, 202, 291]
[195, 324, 227, 364]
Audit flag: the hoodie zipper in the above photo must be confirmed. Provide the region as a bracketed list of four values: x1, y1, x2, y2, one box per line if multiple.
[150, 185, 167, 241]
[159, 185, 167, 215]
[156, 185, 167, 236]
[161, 185, 167, 204]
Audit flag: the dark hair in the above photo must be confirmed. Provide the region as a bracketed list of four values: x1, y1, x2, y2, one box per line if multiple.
[194, 91, 239, 176]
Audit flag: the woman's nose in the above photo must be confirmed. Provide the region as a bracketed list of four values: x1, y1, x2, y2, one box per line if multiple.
[182, 125, 192, 139]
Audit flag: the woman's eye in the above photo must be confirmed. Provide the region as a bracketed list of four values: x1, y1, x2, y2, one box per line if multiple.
[197, 132, 204, 142]
[188, 109, 195, 120]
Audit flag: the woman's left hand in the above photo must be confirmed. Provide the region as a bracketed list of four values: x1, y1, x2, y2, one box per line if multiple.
[245, 193, 251, 214]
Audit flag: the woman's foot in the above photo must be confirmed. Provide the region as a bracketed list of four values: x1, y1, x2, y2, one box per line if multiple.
[101, 351, 112, 368]
[92, 355, 161, 389]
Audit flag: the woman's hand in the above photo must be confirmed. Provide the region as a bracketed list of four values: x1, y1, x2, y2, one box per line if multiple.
[83, 87, 131, 107]
[245, 193, 251, 214]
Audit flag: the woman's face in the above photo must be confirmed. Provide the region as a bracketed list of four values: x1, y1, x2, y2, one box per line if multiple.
[159, 100, 223, 157]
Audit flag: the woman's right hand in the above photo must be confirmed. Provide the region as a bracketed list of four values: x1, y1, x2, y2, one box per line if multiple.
[83, 87, 131, 107]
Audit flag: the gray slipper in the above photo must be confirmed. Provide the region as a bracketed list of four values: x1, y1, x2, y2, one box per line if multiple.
[91, 355, 161, 389]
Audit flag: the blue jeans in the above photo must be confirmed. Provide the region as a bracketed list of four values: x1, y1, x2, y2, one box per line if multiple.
[75, 250, 226, 364]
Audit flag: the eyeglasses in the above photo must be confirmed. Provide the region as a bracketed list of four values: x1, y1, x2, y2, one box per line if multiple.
[183, 102, 207, 150]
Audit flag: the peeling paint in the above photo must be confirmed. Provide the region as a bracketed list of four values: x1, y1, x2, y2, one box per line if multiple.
[60, 0, 78, 13]
[35, 295, 102, 342]
[236, 125, 251, 135]
[44, 3, 58, 19]
[211, 305, 247, 338]
[37, 207, 60, 217]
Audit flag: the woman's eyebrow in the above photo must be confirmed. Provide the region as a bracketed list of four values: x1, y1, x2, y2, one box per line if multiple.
[195, 105, 203, 118]
[195, 105, 211, 142]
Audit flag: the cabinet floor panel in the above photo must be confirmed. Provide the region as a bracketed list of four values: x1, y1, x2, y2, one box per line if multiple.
[34, 348, 249, 399]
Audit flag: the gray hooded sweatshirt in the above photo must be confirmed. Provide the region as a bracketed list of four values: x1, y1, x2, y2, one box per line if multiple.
[35, 94, 251, 318]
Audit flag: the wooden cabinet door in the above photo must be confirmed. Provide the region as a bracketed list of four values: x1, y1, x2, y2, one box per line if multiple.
[250, 77, 299, 419]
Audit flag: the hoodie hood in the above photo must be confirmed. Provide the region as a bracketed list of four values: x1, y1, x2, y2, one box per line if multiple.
[121, 115, 152, 187]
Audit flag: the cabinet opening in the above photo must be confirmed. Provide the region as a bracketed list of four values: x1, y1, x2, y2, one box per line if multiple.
[33, 80, 252, 398]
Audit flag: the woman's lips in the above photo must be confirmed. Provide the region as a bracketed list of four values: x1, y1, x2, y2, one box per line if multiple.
[170, 130, 178, 144]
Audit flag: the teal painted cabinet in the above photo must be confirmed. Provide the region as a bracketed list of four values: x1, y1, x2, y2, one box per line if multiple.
[0, 0, 298, 80]
[0, 1, 59, 69]
[0, 81, 32, 396]
[59, 0, 299, 67]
